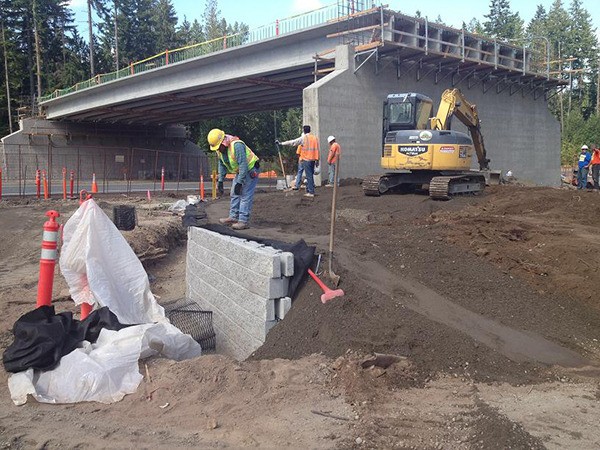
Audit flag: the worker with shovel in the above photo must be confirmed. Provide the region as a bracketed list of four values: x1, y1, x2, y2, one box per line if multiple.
[277, 125, 320, 198]
[207, 128, 260, 230]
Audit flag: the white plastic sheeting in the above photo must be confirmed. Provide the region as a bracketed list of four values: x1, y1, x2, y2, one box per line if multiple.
[9, 322, 202, 405]
[59, 199, 165, 324]
[8, 199, 202, 404]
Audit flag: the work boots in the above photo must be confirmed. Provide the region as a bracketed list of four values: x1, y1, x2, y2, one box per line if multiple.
[219, 217, 237, 225]
[232, 222, 248, 230]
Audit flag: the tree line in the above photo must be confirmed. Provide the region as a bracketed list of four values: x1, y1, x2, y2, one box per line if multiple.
[0, 0, 599, 165]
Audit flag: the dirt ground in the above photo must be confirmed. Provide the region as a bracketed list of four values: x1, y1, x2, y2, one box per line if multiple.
[1, 184, 600, 449]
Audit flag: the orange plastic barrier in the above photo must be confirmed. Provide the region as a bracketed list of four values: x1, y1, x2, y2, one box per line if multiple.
[62, 168, 67, 200]
[36, 210, 60, 308]
[224, 170, 277, 180]
[36, 169, 41, 199]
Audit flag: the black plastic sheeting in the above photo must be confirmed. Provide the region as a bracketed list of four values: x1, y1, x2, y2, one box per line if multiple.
[199, 224, 315, 300]
[182, 203, 208, 228]
[2, 305, 131, 373]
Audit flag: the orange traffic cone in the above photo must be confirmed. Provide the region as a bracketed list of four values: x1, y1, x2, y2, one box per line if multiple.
[91, 173, 98, 193]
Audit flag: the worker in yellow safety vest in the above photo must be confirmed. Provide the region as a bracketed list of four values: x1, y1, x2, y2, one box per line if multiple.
[207, 128, 260, 230]
[277, 125, 320, 197]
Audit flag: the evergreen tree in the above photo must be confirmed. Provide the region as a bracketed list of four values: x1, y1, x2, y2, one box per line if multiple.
[465, 18, 484, 34]
[483, 0, 524, 40]
[152, 0, 178, 51]
[525, 5, 548, 75]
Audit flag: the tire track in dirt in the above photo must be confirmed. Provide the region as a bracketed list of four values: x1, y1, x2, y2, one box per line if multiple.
[339, 249, 592, 368]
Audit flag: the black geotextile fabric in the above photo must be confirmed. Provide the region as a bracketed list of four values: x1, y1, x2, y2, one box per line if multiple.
[2, 305, 131, 373]
[182, 203, 208, 228]
[199, 224, 315, 300]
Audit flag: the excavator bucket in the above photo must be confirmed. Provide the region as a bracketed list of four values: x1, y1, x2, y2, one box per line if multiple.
[488, 170, 501, 185]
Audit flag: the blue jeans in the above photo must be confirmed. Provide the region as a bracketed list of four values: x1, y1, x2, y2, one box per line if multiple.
[328, 163, 337, 185]
[577, 167, 589, 189]
[295, 161, 304, 189]
[302, 160, 316, 194]
[229, 167, 260, 223]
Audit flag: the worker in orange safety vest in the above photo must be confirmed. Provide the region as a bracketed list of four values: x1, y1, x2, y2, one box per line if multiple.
[277, 125, 320, 197]
[591, 144, 600, 191]
[326, 135, 341, 187]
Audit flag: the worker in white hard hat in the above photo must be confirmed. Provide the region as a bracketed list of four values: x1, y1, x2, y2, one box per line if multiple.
[326, 135, 341, 187]
[577, 144, 591, 190]
[276, 125, 320, 198]
[207, 128, 260, 230]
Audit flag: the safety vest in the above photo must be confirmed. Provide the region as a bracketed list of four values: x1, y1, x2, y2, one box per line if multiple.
[219, 139, 259, 173]
[592, 149, 600, 165]
[328, 142, 340, 164]
[301, 134, 319, 161]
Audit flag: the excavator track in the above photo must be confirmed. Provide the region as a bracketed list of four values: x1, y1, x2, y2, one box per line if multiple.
[429, 174, 485, 200]
[362, 174, 386, 196]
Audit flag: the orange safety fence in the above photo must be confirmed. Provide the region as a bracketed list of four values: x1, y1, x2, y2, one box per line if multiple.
[225, 170, 278, 179]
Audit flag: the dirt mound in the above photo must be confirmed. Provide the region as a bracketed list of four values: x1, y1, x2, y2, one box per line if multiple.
[433, 186, 600, 312]
[250, 185, 600, 384]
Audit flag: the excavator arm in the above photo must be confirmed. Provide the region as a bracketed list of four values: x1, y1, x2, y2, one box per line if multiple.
[430, 88, 490, 171]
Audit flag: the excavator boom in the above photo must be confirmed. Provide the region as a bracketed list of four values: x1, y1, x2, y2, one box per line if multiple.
[430, 89, 490, 171]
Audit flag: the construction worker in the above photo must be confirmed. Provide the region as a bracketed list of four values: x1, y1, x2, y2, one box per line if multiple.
[577, 145, 591, 190]
[207, 128, 260, 230]
[277, 125, 320, 197]
[294, 144, 304, 190]
[326, 135, 341, 187]
[591, 144, 600, 191]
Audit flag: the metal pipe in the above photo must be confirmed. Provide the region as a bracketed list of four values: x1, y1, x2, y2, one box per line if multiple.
[424, 17, 428, 55]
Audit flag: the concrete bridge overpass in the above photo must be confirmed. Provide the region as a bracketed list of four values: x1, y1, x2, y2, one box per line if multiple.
[3, 3, 563, 190]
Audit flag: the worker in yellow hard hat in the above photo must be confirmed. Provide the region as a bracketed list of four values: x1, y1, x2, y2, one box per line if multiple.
[207, 128, 260, 230]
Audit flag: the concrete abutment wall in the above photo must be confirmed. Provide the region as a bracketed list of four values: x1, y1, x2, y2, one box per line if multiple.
[1, 118, 208, 183]
[304, 45, 561, 186]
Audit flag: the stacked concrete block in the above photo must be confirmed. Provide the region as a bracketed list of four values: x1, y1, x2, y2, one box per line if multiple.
[186, 227, 295, 360]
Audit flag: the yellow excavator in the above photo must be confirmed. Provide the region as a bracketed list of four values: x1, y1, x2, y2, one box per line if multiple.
[362, 88, 491, 200]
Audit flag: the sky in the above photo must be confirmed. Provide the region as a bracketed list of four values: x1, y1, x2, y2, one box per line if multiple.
[67, 0, 600, 40]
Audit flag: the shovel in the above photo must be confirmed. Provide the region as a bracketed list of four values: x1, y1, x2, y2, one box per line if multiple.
[328, 160, 341, 286]
[276, 142, 288, 188]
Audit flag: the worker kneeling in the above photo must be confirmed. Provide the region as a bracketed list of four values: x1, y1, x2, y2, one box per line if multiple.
[207, 128, 260, 230]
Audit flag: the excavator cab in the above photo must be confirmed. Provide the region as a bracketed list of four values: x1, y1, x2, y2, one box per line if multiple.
[384, 93, 433, 134]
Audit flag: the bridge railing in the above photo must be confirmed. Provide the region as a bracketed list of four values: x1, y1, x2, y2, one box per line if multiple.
[39, 1, 370, 103]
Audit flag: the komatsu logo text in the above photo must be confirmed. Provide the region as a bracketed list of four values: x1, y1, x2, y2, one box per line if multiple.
[399, 145, 428, 157]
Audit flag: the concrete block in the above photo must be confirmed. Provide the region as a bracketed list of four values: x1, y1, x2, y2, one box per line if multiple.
[188, 281, 267, 348]
[186, 228, 296, 360]
[188, 239, 288, 299]
[187, 248, 273, 322]
[265, 320, 278, 334]
[275, 297, 292, 321]
[266, 299, 275, 321]
[189, 227, 281, 278]
[280, 252, 294, 277]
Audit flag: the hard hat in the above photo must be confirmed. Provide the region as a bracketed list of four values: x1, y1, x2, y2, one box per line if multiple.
[208, 128, 225, 150]
[581, 145, 589, 150]
[327, 135, 335, 144]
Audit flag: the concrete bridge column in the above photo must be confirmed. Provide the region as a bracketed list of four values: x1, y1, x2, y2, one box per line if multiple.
[303, 44, 561, 186]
